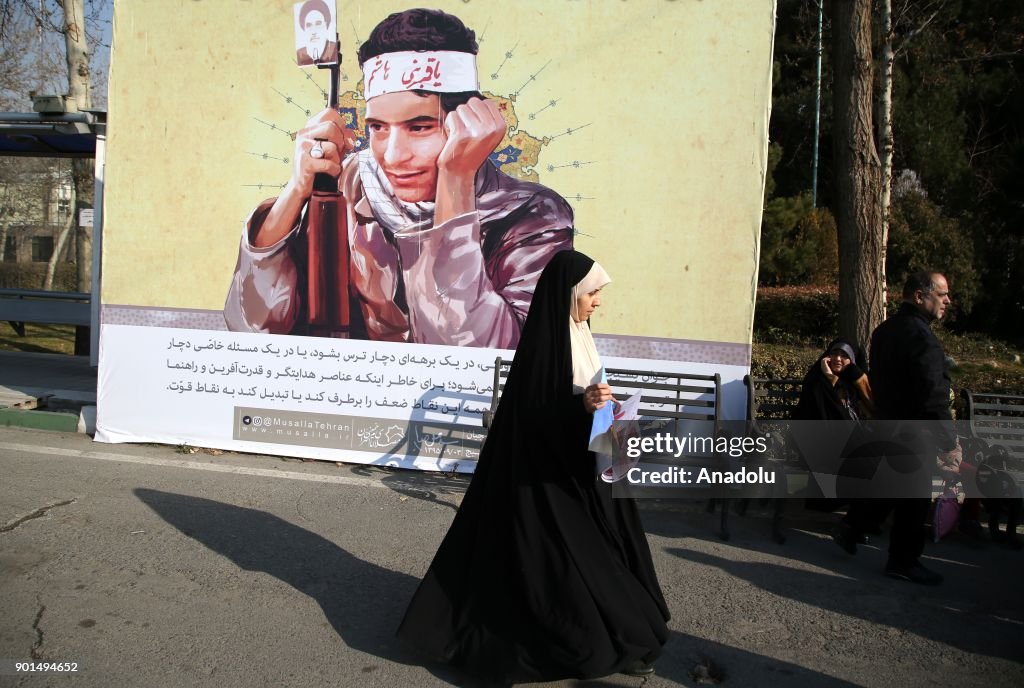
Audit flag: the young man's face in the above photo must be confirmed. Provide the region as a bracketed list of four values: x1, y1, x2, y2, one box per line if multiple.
[365, 91, 445, 203]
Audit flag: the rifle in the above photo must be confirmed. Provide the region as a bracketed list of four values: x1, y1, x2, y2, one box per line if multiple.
[305, 32, 350, 337]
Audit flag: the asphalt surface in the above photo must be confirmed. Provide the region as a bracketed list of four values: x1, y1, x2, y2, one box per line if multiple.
[0, 426, 1021, 687]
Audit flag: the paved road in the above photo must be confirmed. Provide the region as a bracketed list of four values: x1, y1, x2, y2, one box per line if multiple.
[1, 427, 1021, 687]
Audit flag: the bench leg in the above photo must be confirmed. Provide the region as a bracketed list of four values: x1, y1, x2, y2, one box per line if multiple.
[771, 499, 786, 544]
[705, 499, 731, 541]
[719, 499, 730, 541]
[7, 320, 25, 337]
[74, 326, 90, 356]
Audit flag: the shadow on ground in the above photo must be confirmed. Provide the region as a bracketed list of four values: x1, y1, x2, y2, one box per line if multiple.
[350, 463, 468, 513]
[133, 489, 465, 685]
[636, 498, 1023, 665]
[134, 489, 891, 687]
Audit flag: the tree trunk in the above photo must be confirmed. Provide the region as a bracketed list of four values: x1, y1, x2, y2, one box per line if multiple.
[59, 0, 93, 292]
[878, 0, 894, 306]
[71, 157, 92, 289]
[44, 185, 76, 290]
[831, 0, 885, 350]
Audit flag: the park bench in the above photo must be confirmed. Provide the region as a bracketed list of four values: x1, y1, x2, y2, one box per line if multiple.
[740, 376, 972, 539]
[483, 357, 722, 434]
[722, 376, 805, 543]
[960, 389, 1024, 500]
[745, 376, 803, 424]
[960, 390, 1024, 462]
[0, 288, 91, 354]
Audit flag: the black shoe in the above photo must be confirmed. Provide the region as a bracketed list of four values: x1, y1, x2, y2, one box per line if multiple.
[884, 561, 943, 586]
[620, 659, 655, 676]
[831, 523, 858, 555]
[989, 517, 1002, 540]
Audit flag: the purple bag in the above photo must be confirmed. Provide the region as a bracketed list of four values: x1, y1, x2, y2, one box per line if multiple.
[933, 480, 963, 542]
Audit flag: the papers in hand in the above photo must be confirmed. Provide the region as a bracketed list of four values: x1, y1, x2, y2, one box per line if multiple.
[589, 381, 643, 483]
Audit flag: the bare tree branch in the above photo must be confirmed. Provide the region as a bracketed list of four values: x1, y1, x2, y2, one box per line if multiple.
[949, 50, 1024, 63]
[892, 8, 941, 58]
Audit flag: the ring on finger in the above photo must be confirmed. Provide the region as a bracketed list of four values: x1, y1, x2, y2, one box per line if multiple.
[310, 140, 325, 159]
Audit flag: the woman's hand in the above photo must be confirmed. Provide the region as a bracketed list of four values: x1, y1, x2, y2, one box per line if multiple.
[583, 383, 614, 413]
[820, 357, 839, 386]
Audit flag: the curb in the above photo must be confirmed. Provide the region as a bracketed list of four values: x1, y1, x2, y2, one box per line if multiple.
[0, 407, 82, 433]
[0, 403, 95, 434]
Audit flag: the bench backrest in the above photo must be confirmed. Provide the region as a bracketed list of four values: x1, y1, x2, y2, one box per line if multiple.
[744, 376, 803, 423]
[742, 376, 811, 467]
[0, 289, 91, 327]
[961, 389, 1024, 461]
[484, 356, 721, 434]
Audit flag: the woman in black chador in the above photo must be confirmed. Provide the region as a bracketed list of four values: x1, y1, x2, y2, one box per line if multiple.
[794, 338, 875, 512]
[396, 250, 669, 684]
[794, 338, 874, 423]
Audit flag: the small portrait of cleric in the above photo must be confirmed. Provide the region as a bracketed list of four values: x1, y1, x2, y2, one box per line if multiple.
[294, 0, 339, 67]
[226, 8, 575, 348]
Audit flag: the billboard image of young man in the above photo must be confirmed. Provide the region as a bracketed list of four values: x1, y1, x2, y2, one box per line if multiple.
[226, 8, 575, 348]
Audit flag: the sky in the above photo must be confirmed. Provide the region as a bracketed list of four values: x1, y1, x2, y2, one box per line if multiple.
[1, 0, 112, 110]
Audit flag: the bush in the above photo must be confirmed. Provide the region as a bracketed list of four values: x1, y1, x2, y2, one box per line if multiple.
[760, 196, 840, 286]
[753, 285, 839, 344]
[751, 342, 816, 379]
[759, 142, 840, 286]
[886, 187, 979, 318]
[0, 263, 79, 291]
[798, 208, 839, 283]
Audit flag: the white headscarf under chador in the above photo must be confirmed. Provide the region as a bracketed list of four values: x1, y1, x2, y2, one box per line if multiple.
[570, 262, 611, 393]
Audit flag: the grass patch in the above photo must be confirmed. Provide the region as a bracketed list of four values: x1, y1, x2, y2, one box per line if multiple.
[0, 322, 76, 355]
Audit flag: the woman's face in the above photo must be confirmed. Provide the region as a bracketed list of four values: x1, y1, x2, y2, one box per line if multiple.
[826, 350, 851, 375]
[573, 287, 603, 323]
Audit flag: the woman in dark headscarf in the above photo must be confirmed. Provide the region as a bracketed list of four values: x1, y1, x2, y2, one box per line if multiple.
[796, 338, 875, 514]
[396, 250, 669, 684]
[794, 338, 874, 422]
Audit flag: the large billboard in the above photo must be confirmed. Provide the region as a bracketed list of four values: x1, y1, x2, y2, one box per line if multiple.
[96, 0, 775, 471]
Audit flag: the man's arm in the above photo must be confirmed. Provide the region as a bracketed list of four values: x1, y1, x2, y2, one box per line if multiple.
[915, 329, 957, 451]
[223, 200, 302, 334]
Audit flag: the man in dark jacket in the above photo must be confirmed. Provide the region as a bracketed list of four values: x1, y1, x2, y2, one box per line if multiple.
[833, 271, 960, 585]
